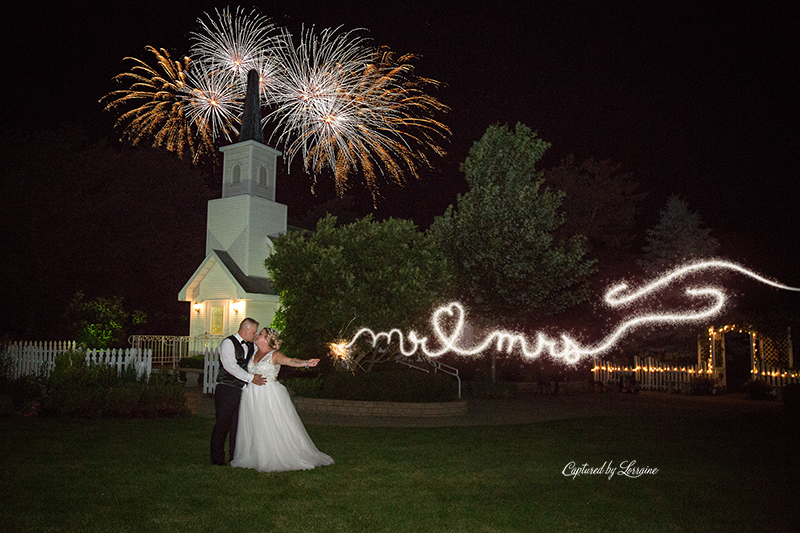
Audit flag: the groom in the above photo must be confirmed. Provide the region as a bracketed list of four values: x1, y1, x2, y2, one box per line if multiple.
[210, 317, 267, 465]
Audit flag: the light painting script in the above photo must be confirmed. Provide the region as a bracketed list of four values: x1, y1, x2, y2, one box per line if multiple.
[339, 260, 800, 365]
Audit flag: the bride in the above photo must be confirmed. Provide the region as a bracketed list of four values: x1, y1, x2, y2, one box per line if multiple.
[231, 328, 334, 472]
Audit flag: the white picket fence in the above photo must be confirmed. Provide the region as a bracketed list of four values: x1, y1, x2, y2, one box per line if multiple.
[593, 356, 799, 392]
[752, 358, 800, 388]
[4, 341, 152, 379]
[203, 347, 221, 394]
[593, 357, 706, 393]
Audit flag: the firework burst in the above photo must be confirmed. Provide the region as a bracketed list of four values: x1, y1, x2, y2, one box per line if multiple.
[183, 67, 242, 143]
[101, 46, 215, 163]
[103, 8, 450, 200]
[189, 6, 285, 105]
[268, 27, 450, 200]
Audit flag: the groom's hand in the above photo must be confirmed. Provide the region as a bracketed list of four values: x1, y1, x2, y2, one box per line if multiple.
[251, 374, 267, 386]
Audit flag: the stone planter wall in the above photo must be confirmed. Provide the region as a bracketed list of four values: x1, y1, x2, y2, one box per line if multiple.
[292, 397, 468, 418]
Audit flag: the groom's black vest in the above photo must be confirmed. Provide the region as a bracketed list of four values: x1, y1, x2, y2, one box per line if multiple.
[216, 335, 252, 389]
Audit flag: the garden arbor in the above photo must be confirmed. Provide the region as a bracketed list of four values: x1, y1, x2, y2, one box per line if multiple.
[700, 324, 794, 390]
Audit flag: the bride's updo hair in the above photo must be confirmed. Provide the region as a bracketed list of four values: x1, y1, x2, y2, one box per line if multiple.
[263, 327, 281, 349]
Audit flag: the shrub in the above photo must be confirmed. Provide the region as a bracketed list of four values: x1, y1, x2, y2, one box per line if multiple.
[744, 379, 775, 401]
[468, 379, 516, 399]
[178, 355, 205, 369]
[7, 374, 44, 413]
[286, 366, 458, 402]
[21, 350, 190, 418]
[283, 375, 323, 398]
[690, 376, 718, 395]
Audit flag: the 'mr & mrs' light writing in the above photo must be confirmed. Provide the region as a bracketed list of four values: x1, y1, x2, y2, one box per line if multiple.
[336, 260, 800, 365]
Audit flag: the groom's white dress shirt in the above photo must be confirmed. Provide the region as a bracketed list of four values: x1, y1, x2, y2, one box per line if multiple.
[218, 333, 255, 384]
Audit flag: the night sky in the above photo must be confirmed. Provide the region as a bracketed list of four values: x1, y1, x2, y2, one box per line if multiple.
[3, 1, 799, 332]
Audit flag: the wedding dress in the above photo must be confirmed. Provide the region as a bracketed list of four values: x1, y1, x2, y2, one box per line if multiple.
[231, 351, 334, 472]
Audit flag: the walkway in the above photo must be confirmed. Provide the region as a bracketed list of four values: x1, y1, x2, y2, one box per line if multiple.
[184, 387, 786, 427]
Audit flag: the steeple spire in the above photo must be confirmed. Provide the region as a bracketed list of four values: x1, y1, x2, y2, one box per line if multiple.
[238, 69, 264, 143]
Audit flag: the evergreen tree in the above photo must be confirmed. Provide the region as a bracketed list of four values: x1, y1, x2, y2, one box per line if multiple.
[543, 155, 646, 259]
[639, 195, 719, 271]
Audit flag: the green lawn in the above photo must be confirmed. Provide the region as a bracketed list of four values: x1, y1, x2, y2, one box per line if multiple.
[0, 404, 797, 532]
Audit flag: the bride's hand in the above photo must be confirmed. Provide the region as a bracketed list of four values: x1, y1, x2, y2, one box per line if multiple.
[305, 359, 320, 368]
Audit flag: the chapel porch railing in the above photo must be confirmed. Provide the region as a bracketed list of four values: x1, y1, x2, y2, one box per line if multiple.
[128, 334, 226, 366]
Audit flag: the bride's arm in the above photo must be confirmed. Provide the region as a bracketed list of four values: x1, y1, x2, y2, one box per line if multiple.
[271, 350, 320, 368]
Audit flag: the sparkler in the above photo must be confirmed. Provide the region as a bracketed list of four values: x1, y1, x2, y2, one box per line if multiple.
[341, 260, 800, 365]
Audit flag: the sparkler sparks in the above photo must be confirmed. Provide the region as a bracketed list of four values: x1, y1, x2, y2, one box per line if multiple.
[328, 339, 354, 368]
[342, 260, 800, 365]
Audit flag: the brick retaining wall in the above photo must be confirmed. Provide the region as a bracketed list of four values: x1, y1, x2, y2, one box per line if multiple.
[291, 397, 468, 418]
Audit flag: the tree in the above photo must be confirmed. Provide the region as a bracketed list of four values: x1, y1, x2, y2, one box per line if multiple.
[429, 123, 596, 380]
[543, 155, 646, 259]
[266, 215, 449, 371]
[430, 123, 596, 324]
[639, 195, 719, 271]
[65, 291, 145, 348]
[620, 196, 721, 363]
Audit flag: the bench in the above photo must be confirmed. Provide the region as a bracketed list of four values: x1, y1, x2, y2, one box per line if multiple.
[177, 368, 204, 388]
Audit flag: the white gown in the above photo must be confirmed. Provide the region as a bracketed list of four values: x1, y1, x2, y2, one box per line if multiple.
[231, 351, 334, 472]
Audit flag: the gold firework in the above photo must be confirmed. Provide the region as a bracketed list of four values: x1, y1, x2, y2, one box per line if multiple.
[101, 46, 215, 163]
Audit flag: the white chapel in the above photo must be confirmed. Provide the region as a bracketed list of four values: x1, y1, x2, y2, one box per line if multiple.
[179, 70, 286, 338]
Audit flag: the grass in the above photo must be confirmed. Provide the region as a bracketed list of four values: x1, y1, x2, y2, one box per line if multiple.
[0, 400, 797, 532]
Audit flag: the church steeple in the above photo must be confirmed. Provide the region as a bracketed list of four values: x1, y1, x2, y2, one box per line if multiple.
[238, 69, 264, 144]
[218, 68, 281, 201]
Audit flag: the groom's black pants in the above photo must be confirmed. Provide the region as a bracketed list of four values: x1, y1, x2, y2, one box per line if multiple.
[210, 383, 243, 465]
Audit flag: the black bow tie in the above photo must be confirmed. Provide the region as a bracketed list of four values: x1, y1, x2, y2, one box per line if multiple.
[241, 340, 249, 345]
